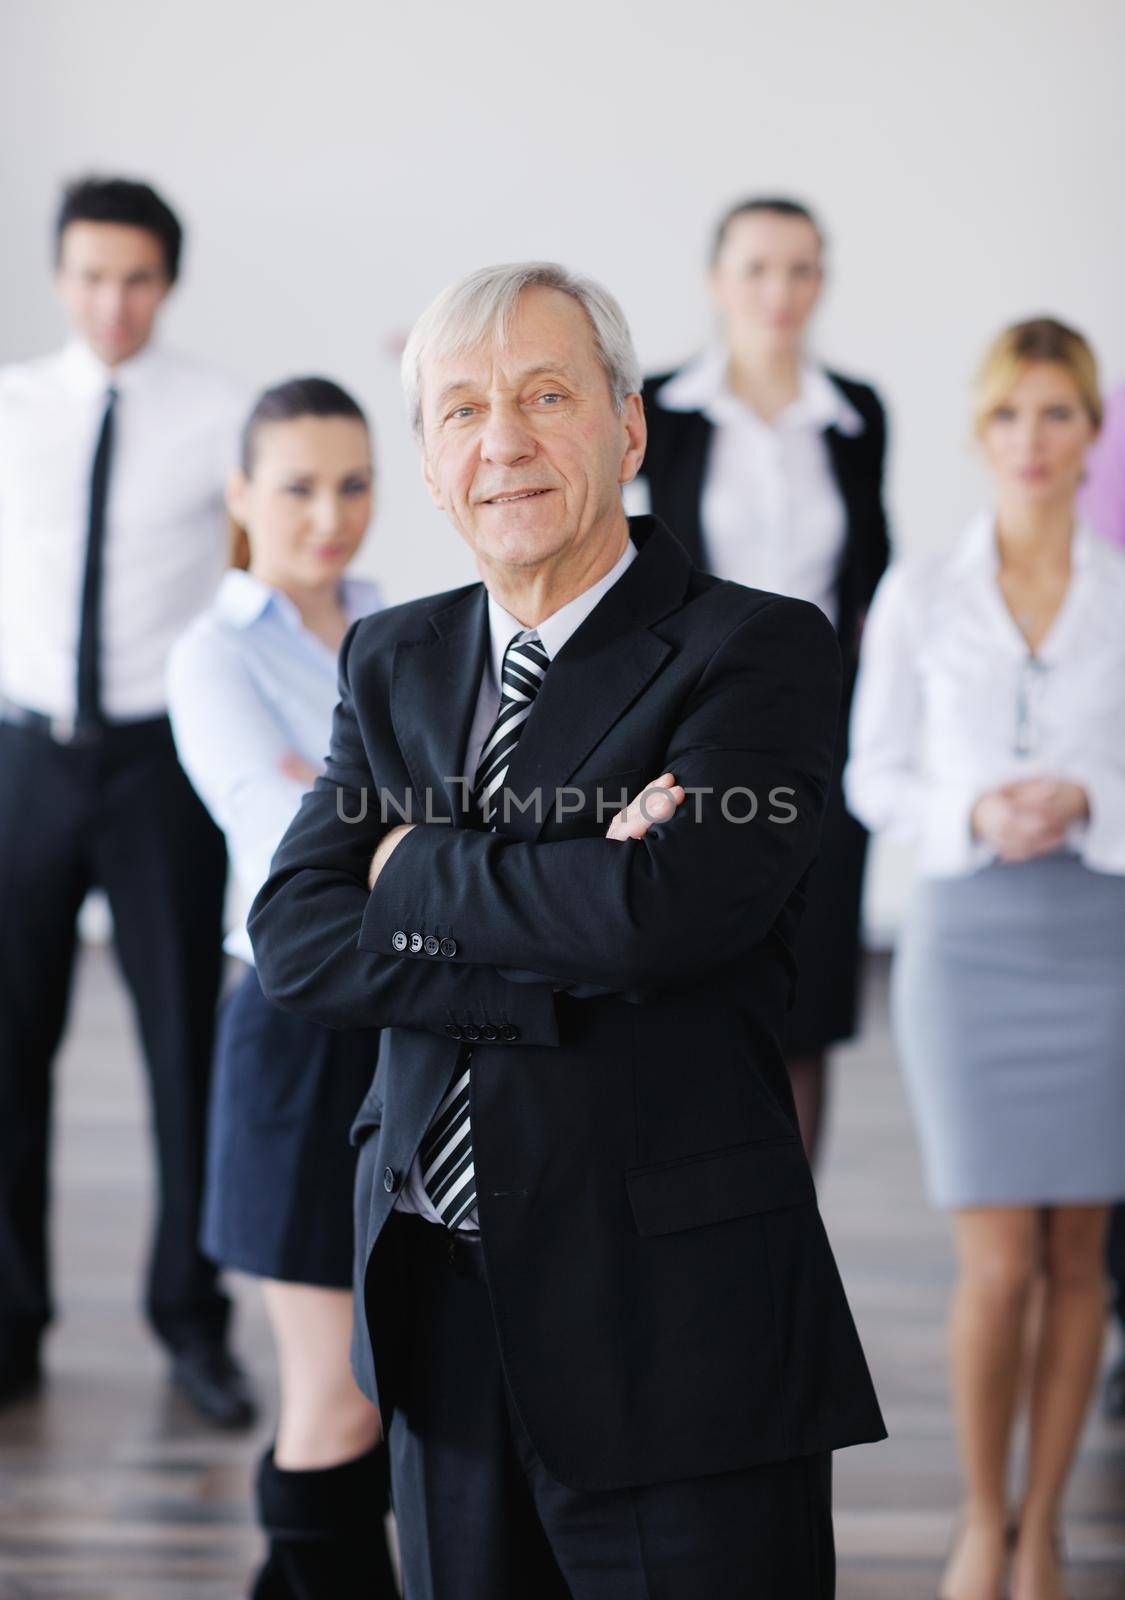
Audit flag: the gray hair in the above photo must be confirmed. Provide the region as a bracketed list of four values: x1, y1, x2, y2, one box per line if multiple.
[401, 261, 642, 438]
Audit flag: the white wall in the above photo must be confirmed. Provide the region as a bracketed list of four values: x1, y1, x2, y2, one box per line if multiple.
[4, 0, 1124, 934]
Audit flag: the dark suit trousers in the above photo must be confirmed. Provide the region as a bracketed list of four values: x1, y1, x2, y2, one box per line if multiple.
[378, 1214, 835, 1600]
[0, 718, 228, 1354]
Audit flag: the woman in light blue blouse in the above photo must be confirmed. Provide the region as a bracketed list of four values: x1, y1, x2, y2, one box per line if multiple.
[167, 379, 395, 1599]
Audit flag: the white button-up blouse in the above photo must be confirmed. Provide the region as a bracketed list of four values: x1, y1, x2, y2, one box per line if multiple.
[844, 512, 1125, 878]
[167, 569, 382, 962]
[628, 351, 862, 627]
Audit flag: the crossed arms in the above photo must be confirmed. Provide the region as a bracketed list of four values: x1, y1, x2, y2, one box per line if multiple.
[248, 597, 841, 1040]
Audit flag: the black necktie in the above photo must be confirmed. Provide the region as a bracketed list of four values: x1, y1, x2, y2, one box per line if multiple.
[419, 630, 550, 1229]
[76, 385, 118, 729]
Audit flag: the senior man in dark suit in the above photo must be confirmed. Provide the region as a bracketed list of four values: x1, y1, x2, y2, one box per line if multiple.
[249, 261, 885, 1599]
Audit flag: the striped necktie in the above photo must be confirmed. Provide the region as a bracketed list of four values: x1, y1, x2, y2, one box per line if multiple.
[420, 629, 549, 1229]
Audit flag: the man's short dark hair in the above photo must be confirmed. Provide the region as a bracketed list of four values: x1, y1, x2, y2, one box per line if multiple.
[711, 196, 825, 264]
[55, 177, 184, 281]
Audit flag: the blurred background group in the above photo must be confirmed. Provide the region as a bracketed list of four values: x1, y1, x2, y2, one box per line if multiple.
[1, 3, 1124, 1597]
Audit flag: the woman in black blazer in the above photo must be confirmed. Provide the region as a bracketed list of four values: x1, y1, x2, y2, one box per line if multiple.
[634, 197, 890, 1164]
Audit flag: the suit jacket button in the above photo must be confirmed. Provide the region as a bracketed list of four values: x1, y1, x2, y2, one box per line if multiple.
[409, 933, 424, 953]
[480, 1024, 498, 1042]
[423, 934, 440, 956]
[462, 1023, 480, 1041]
[500, 1024, 519, 1042]
[444, 1022, 463, 1040]
[391, 931, 408, 952]
[382, 1166, 398, 1193]
[439, 937, 457, 958]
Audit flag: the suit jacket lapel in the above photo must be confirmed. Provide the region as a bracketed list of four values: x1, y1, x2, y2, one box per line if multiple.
[640, 381, 712, 571]
[389, 520, 691, 841]
[823, 422, 867, 659]
[498, 520, 688, 841]
[390, 585, 489, 827]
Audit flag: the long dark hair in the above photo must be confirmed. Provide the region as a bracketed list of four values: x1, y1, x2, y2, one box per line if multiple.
[229, 377, 370, 569]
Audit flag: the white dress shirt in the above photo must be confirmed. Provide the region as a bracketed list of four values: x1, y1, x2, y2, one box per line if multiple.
[0, 340, 247, 720]
[845, 512, 1125, 877]
[396, 533, 639, 1230]
[628, 350, 862, 626]
[167, 569, 382, 963]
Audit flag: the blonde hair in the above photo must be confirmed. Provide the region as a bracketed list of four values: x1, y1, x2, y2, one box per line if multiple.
[972, 316, 1102, 438]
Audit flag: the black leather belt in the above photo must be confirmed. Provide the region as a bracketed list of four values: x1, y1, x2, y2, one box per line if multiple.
[1, 703, 169, 747]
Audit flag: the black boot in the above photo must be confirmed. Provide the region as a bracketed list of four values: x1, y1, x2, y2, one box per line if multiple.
[250, 1441, 396, 1599]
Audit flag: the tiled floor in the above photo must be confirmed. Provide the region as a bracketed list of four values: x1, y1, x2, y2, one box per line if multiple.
[0, 947, 1122, 1598]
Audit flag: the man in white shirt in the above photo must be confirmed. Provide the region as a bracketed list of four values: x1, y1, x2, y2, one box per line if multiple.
[0, 177, 254, 1425]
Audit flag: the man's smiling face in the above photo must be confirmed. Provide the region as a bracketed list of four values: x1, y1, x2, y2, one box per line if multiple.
[418, 285, 644, 575]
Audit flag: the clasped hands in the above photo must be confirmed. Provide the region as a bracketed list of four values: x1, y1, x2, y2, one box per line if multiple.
[367, 772, 687, 891]
[970, 776, 1089, 863]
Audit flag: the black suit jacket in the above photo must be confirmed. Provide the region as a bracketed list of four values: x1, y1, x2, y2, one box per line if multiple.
[639, 368, 890, 703]
[249, 517, 885, 1491]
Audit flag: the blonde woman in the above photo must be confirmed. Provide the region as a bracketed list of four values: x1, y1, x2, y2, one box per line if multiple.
[846, 318, 1125, 1600]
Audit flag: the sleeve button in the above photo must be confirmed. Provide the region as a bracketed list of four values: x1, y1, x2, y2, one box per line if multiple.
[409, 933, 424, 954]
[480, 1024, 498, 1042]
[439, 937, 457, 958]
[500, 1024, 520, 1042]
[444, 1022, 464, 1040]
[462, 1023, 481, 1042]
[391, 931, 408, 952]
[423, 935, 440, 956]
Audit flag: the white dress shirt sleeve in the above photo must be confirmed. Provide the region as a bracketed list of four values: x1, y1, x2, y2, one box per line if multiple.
[846, 564, 991, 874]
[1066, 759, 1125, 873]
[166, 623, 306, 910]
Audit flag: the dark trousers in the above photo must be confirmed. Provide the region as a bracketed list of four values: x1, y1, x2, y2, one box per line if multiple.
[378, 1213, 835, 1600]
[0, 717, 228, 1355]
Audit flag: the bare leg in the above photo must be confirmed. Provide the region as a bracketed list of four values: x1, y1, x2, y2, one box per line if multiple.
[261, 1280, 382, 1469]
[786, 1050, 828, 1167]
[940, 1208, 1038, 1600]
[1011, 1205, 1109, 1600]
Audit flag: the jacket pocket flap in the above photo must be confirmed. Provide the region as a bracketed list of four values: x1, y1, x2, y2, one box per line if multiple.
[348, 1089, 384, 1148]
[625, 1138, 814, 1237]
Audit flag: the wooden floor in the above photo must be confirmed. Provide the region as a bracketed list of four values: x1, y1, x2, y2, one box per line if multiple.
[1, 948, 1123, 1599]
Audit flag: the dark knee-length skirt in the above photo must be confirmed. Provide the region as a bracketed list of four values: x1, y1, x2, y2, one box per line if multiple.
[201, 965, 379, 1287]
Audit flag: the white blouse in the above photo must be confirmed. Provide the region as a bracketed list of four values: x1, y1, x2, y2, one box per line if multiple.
[845, 513, 1125, 877]
[631, 350, 862, 626]
[167, 569, 381, 962]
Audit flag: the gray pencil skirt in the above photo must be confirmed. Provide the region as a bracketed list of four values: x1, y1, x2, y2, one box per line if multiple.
[891, 851, 1125, 1209]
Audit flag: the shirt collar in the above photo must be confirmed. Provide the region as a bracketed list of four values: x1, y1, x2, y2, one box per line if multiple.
[485, 535, 638, 687]
[58, 336, 166, 397]
[656, 349, 865, 436]
[214, 568, 379, 632]
[952, 509, 1098, 578]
